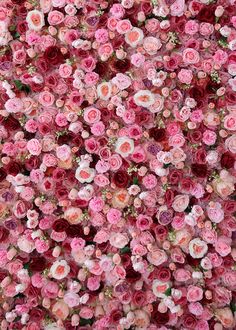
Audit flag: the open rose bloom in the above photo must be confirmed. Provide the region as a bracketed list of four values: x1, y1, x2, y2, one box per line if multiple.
[0, 0, 236, 329]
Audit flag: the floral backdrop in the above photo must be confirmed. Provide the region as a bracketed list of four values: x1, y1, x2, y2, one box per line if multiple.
[0, 0, 236, 329]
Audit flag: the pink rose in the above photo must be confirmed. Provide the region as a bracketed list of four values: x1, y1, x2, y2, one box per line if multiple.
[187, 285, 203, 302]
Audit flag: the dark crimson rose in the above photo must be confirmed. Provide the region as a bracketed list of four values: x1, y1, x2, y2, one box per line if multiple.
[0, 270, 8, 281]
[221, 152, 235, 169]
[30, 82, 44, 92]
[182, 314, 197, 329]
[164, 189, 174, 206]
[44, 46, 64, 65]
[28, 285, 41, 297]
[113, 170, 129, 188]
[35, 58, 49, 72]
[140, 1, 152, 14]
[136, 110, 152, 125]
[97, 241, 110, 253]
[0, 168, 6, 182]
[126, 266, 141, 283]
[112, 59, 130, 73]
[157, 268, 171, 282]
[25, 156, 39, 171]
[29, 308, 45, 322]
[191, 163, 208, 178]
[3, 115, 21, 130]
[188, 130, 202, 143]
[149, 128, 166, 142]
[98, 13, 108, 27]
[154, 225, 168, 240]
[179, 178, 194, 193]
[132, 291, 146, 307]
[66, 224, 83, 238]
[0, 226, 9, 242]
[95, 61, 108, 77]
[121, 253, 131, 267]
[152, 309, 169, 325]
[223, 200, 236, 213]
[189, 86, 205, 104]
[52, 168, 66, 181]
[5, 162, 21, 176]
[38, 123, 51, 135]
[101, 108, 111, 121]
[45, 73, 59, 87]
[196, 5, 216, 23]
[55, 187, 68, 199]
[29, 256, 46, 272]
[74, 198, 88, 208]
[168, 169, 183, 185]
[226, 91, 236, 105]
[52, 219, 69, 232]
[17, 21, 27, 34]
[110, 310, 123, 323]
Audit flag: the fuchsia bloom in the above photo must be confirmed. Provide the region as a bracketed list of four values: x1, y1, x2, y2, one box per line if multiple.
[0, 0, 236, 329]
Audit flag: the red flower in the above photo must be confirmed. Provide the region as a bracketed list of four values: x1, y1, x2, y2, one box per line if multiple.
[43, 46, 64, 65]
[52, 219, 69, 232]
[0, 226, 9, 242]
[149, 128, 166, 142]
[191, 163, 208, 178]
[221, 152, 235, 169]
[113, 170, 130, 188]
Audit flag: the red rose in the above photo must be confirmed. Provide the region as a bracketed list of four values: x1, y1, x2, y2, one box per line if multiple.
[5, 162, 21, 176]
[0, 226, 9, 242]
[223, 201, 236, 213]
[188, 130, 202, 143]
[35, 58, 49, 73]
[38, 123, 51, 135]
[0, 168, 6, 182]
[191, 163, 208, 178]
[194, 148, 207, 164]
[168, 169, 183, 185]
[110, 310, 123, 323]
[152, 309, 169, 325]
[149, 128, 166, 142]
[52, 219, 69, 232]
[154, 225, 168, 241]
[221, 152, 235, 169]
[52, 169, 66, 182]
[126, 266, 141, 283]
[25, 156, 39, 171]
[29, 308, 45, 322]
[140, 2, 152, 14]
[196, 5, 216, 23]
[55, 187, 68, 200]
[182, 314, 197, 329]
[3, 115, 21, 130]
[132, 291, 146, 307]
[29, 256, 46, 272]
[164, 189, 174, 206]
[66, 224, 83, 238]
[44, 46, 64, 65]
[156, 268, 171, 282]
[179, 178, 195, 193]
[113, 170, 130, 188]
[112, 59, 130, 72]
[17, 21, 27, 34]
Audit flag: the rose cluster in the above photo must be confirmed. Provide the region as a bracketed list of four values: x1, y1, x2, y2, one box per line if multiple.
[0, 0, 236, 329]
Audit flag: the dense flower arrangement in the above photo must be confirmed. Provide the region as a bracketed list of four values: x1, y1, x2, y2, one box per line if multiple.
[0, 0, 236, 329]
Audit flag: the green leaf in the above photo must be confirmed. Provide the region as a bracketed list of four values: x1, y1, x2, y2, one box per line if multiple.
[14, 32, 20, 39]
[120, 246, 131, 254]
[230, 302, 236, 313]
[14, 80, 31, 94]
[165, 288, 172, 296]
[79, 318, 95, 326]
[133, 177, 139, 185]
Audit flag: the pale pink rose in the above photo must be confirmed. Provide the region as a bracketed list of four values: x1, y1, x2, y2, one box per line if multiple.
[52, 300, 69, 320]
[5, 97, 23, 113]
[133, 90, 155, 108]
[215, 308, 235, 329]
[188, 302, 204, 316]
[26, 10, 45, 31]
[187, 285, 203, 302]
[182, 48, 200, 64]
[56, 144, 71, 161]
[202, 130, 217, 145]
[116, 19, 132, 34]
[38, 91, 55, 107]
[98, 43, 113, 60]
[115, 137, 134, 158]
[112, 73, 131, 90]
[110, 4, 125, 18]
[125, 27, 144, 48]
[189, 238, 208, 259]
[213, 50, 228, 65]
[152, 279, 171, 298]
[59, 63, 72, 78]
[215, 238, 231, 257]
[172, 194, 189, 212]
[143, 36, 162, 55]
[94, 174, 110, 187]
[87, 276, 100, 291]
[147, 248, 167, 266]
[50, 260, 70, 280]
[109, 154, 122, 171]
[91, 121, 105, 136]
[109, 232, 129, 248]
[75, 166, 95, 183]
[48, 10, 64, 25]
[174, 268, 191, 282]
[199, 23, 214, 36]
[26, 138, 42, 156]
[131, 53, 145, 67]
[224, 113, 236, 130]
[206, 202, 224, 223]
[136, 215, 153, 230]
[64, 292, 80, 307]
[13, 49, 26, 65]
[185, 20, 199, 35]
[107, 208, 122, 224]
[170, 0, 185, 17]
[95, 28, 109, 43]
[79, 306, 93, 319]
[83, 107, 101, 124]
[177, 69, 193, 84]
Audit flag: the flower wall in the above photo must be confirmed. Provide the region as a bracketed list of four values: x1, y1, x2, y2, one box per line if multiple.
[0, 0, 236, 329]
